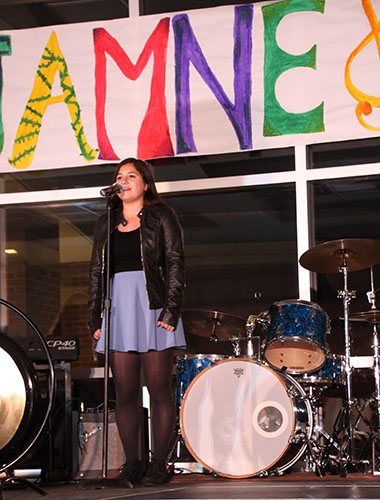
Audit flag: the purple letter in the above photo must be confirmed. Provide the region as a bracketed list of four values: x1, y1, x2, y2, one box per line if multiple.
[173, 5, 253, 154]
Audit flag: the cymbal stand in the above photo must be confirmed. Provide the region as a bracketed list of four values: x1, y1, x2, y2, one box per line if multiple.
[246, 315, 257, 358]
[337, 254, 356, 463]
[370, 320, 380, 473]
[209, 313, 219, 344]
[367, 267, 380, 473]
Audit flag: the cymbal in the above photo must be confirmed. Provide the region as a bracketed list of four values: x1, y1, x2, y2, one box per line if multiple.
[348, 309, 380, 324]
[181, 310, 246, 340]
[299, 238, 380, 274]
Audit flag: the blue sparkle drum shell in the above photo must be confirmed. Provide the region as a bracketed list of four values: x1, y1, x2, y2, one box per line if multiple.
[175, 354, 227, 410]
[264, 300, 329, 374]
[299, 354, 345, 387]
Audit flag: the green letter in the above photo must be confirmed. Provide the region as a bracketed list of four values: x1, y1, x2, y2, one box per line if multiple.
[262, 0, 325, 136]
[0, 36, 12, 153]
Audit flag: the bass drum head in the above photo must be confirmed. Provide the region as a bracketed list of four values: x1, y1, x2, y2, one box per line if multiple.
[180, 359, 301, 478]
[0, 333, 44, 468]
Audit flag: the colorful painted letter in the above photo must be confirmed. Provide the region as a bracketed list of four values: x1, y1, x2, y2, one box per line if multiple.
[173, 5, 253, 154]
[345, 0, 380, 131]
[0, 35, 11, 154]
[93, 19, 174, 160]
[262, 0, 325, 137]
[9, 31, 97, 169]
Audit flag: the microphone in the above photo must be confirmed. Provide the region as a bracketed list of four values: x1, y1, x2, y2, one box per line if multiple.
[100, 182, 123, 197]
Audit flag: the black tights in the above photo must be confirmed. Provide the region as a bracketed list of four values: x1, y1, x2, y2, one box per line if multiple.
[110, 349, 175, 462]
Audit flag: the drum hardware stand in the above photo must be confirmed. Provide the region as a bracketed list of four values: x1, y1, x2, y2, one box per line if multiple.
[209, 312, 221, 343]
[298, 240, 380, 474]
[289, 424, 325, 477]
[371, 317, 380, 473]
[253, 291, 262, 314]
[166, 419, 184, 468]
[230, 337, 242, 357]
[315, 423, 349, 477]
[320, 391, 373, 476]
[246, 314, 257, 357]
[347, 266, 380, 473]
[337, 255, 357, 465]
[367, 269, 380, 474]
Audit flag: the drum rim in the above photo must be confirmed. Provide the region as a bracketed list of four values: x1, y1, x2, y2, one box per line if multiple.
[272, 299, 327, 314]
[264, 336, 327, 349]
[179, 358, 302, 478]
[176, 353, 229, 362]
[263, 337, 327, 374]
[272, 371, 313, 474]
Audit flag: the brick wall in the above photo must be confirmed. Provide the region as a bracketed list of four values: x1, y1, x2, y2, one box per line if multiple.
[4, 208, 99, 369]
[58, 262, 97, 369]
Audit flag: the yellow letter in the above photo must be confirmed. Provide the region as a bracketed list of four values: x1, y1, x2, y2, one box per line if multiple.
[9, 31, 98, 169]
[345, 0, 380, 131]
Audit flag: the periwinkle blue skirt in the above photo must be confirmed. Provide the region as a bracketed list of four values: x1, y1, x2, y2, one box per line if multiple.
[95, 270, 186, 353]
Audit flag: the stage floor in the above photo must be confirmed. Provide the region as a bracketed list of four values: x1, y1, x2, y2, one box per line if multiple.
[2, 472, 380, 500]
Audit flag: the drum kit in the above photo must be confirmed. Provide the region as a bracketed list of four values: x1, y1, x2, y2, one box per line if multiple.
[173, 238, 380, 478]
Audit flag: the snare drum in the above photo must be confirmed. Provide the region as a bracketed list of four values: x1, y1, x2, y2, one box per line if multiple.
[264, 300, 329, 374]
[179, 358, 312, 478]
[175, 354, 227, 410]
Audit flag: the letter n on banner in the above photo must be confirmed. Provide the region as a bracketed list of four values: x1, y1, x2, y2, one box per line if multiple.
[262, 0, 325, 136]
[0, 35, 11, 154]
[93, 19, 174, 160]
[173, 5, 253, 154]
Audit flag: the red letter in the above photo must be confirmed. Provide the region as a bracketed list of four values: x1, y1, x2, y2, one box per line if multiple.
[93, 19, 174, 160]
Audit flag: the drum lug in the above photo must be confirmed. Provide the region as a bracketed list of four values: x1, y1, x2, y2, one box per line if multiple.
[257, 470, 269, 478]
[289, 432, 305, 444]
[287, 387, 298, 399]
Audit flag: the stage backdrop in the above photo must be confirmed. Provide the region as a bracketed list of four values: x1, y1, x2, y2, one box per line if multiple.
[0, 0, 379, 172]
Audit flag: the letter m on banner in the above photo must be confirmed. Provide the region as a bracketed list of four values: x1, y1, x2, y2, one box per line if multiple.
[93, 19, 174, 160]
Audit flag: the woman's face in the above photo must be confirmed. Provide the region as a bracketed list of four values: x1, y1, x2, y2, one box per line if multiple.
[116, 163, 147, 205]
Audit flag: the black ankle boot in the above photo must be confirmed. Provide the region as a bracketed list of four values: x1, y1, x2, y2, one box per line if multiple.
[118, 460, 144, 484]
[141, 459, 169, 486]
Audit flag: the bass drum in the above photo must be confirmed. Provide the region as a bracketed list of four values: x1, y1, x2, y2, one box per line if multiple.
[179, 358, 312, 478]
[175, 354, 227, 411]
[0, 333, 45, 468]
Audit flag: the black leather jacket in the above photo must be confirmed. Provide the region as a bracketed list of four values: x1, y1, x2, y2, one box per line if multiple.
[88, 203, 185, 334]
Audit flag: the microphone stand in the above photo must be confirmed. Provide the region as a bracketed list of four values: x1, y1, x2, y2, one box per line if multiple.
[81, 194, 132, 488]
[101, 197, 112, 479]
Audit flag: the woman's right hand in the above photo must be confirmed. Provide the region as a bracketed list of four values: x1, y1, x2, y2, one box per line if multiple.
[93, 328, 101, 340]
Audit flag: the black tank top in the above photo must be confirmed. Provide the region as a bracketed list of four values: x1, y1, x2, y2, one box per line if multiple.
[111, 227, 143, 274]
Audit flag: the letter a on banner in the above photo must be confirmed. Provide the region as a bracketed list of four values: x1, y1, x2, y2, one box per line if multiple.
[9, 31, 98, 169]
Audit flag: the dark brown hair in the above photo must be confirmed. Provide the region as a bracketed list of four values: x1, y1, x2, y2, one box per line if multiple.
[110, 157, 166, 210]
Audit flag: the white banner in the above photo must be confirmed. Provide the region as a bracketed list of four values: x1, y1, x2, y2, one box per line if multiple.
[0, 0, 379, 172]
